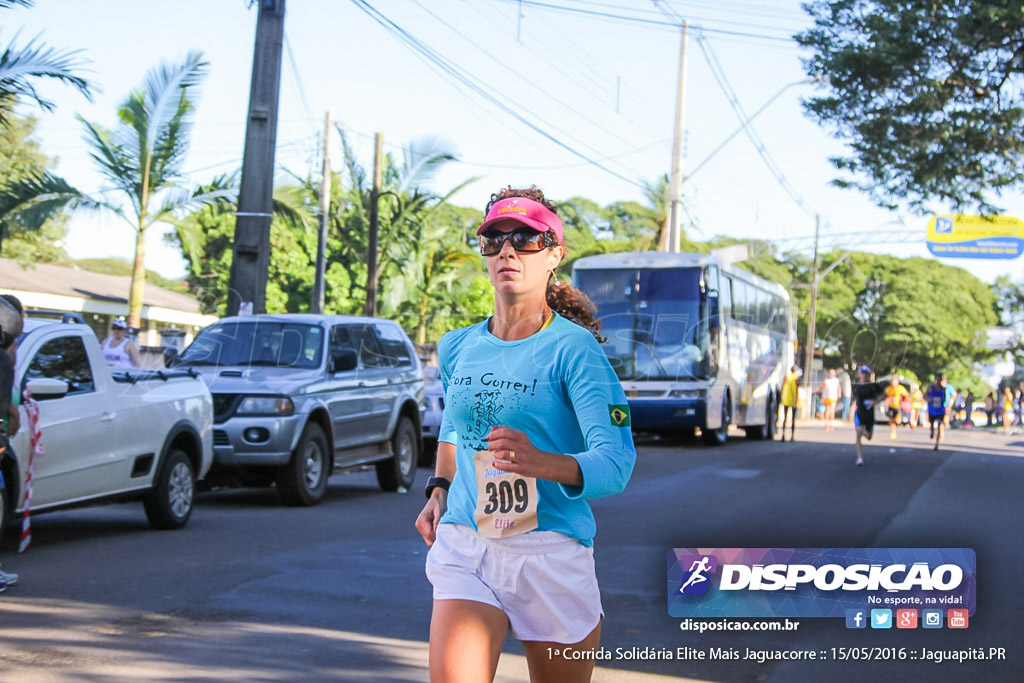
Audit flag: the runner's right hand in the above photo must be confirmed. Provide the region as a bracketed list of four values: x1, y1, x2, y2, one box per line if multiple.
[416, 493, 447, 547]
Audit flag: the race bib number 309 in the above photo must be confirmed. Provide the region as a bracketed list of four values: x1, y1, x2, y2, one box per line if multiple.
[473, 450, 538, 538]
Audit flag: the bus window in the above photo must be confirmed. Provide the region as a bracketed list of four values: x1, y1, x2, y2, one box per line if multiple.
[732, 281, 747, 325]
[720, 276, 733, 319]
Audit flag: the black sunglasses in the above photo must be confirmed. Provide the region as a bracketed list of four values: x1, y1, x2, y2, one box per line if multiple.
[479, 228, 557, 256]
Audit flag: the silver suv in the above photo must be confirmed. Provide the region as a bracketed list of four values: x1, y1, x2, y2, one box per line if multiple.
[174, 314, 424, 506]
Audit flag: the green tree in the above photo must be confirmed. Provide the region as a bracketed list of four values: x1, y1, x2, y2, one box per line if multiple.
[802, 253, 997, 379]
[797, 0, 1024, 212]
[0, 110, 70, 260]
[992, 275, 1024, 374]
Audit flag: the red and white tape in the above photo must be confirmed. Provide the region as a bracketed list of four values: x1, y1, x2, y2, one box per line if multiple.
[18, 393, 44, 553]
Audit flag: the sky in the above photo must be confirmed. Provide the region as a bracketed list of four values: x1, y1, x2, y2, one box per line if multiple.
[7, 0, 1023, 285]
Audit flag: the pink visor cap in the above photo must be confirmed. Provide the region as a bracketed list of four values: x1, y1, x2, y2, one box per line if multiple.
[476, 196, 564, 243]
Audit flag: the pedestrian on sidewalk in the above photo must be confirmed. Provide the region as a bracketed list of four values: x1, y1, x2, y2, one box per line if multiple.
[1002, 385, 1016, 435]
[851, 366, 886, 466]
[984, 392, 994, 427]
[415, 186, 636, 683]
[780, 365, 800, 442]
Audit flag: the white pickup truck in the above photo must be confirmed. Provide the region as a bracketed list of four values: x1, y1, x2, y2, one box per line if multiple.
[0, 319, 213, 538]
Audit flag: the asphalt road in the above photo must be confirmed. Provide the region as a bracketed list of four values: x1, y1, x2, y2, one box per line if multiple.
[1, 420, 1021, 682]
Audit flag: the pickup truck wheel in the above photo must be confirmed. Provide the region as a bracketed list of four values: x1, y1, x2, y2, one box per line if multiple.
[144, 450, 195, 530]
[377, 416, 417, 492]
[277, 423, 329, 506]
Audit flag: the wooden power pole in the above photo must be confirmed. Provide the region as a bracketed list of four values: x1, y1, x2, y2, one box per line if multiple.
[311, 111, 331, 314]
[365, 132, 383, 317]
[227, 0, 286, 316]
[666, 20, 689, 254]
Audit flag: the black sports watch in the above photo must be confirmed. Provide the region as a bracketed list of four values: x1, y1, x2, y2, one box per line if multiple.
[424, 475, 451, 499]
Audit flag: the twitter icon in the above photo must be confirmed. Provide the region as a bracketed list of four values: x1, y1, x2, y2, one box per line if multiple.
[870, 609, 892, 629]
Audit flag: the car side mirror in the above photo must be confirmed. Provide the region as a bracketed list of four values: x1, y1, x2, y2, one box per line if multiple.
[25, 377, 69, 401]
[163, 347, 180, 368]
[330, 347, 358, 373]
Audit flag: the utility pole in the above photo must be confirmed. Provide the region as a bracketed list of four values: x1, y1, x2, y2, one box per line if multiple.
[311, 111, 331, 314]
[666, 20, 689, 253]
[227, 0, 286, 316]
[802, 214, 821, 420]
[364, 132, 383, 317]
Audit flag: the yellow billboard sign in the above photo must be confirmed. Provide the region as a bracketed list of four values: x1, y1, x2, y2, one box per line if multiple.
[926, 215, 1023, 259]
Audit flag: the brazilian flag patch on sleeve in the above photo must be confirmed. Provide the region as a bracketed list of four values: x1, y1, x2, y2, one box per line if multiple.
[608, 404, 631, 427]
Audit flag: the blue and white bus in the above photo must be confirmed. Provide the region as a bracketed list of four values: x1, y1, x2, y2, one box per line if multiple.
[572, 252, 795, 445]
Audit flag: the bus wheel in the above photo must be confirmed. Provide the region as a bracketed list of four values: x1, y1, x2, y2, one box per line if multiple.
[746, 393, 775, 440]
[702, 394, 730, 446]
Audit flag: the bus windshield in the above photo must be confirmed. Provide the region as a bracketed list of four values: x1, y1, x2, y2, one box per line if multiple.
[575, 267, 706, 381]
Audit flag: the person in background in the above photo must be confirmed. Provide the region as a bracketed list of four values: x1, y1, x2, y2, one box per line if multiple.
[964, 390, 975, 427]
[984, 392, 995, 427]
[101, 316, 140, 368]
[943, 380, 957, 428]
[884, 377, 910, 440]
[1003, 385, 1016, 435]
[1016, 382, 1024, 429]
[910, 384, 925, 429]
[851, 366, 887, 466]
[780, 365, 800, 442]
[927, 375, 949, 450]
[818, 368, 841, 431]
[0, 296, 23, 592]
[840, 366, 852, 421]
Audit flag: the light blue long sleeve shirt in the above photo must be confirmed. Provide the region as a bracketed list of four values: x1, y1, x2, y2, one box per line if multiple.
[437, 313, 636, 546]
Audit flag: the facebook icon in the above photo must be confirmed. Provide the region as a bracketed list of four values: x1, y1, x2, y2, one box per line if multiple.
[846, 609, 867, 629]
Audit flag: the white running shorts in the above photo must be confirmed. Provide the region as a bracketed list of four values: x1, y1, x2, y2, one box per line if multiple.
[426, 523, 603, 644]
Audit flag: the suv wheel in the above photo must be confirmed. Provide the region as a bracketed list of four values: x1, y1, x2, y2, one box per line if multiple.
[277, 423, 330, 506]
[377, 416, 417, 491]
[144, 450, 196, 529]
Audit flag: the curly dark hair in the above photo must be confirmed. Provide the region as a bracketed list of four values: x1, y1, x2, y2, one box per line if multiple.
[485, 186, 604, 343]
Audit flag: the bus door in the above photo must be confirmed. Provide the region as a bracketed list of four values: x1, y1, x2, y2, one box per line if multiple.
[703, 266, 720, 377]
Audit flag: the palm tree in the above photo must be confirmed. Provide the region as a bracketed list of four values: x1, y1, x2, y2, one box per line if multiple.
[77, 52, 209, 328]
[0, 0, 92, 124]
[642, 174, 672, 251]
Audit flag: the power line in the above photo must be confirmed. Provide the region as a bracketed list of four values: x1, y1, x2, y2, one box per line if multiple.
[694, 32, 816, 216]
[407, 0, 666, 168]
[351, 0, 648, 190]
[493, 0, 798, 43]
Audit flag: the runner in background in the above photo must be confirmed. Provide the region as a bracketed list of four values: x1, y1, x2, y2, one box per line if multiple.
[780, 365, 800, 442]
[910, 385, 925, 430]
[840, 366, 852, 421]
[818, 368, 841, 432]
[943, 379, 957, 428]
[851, 366, 887, 467]
[927, 375, 949, 450]
[885, 377, 910, 440]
